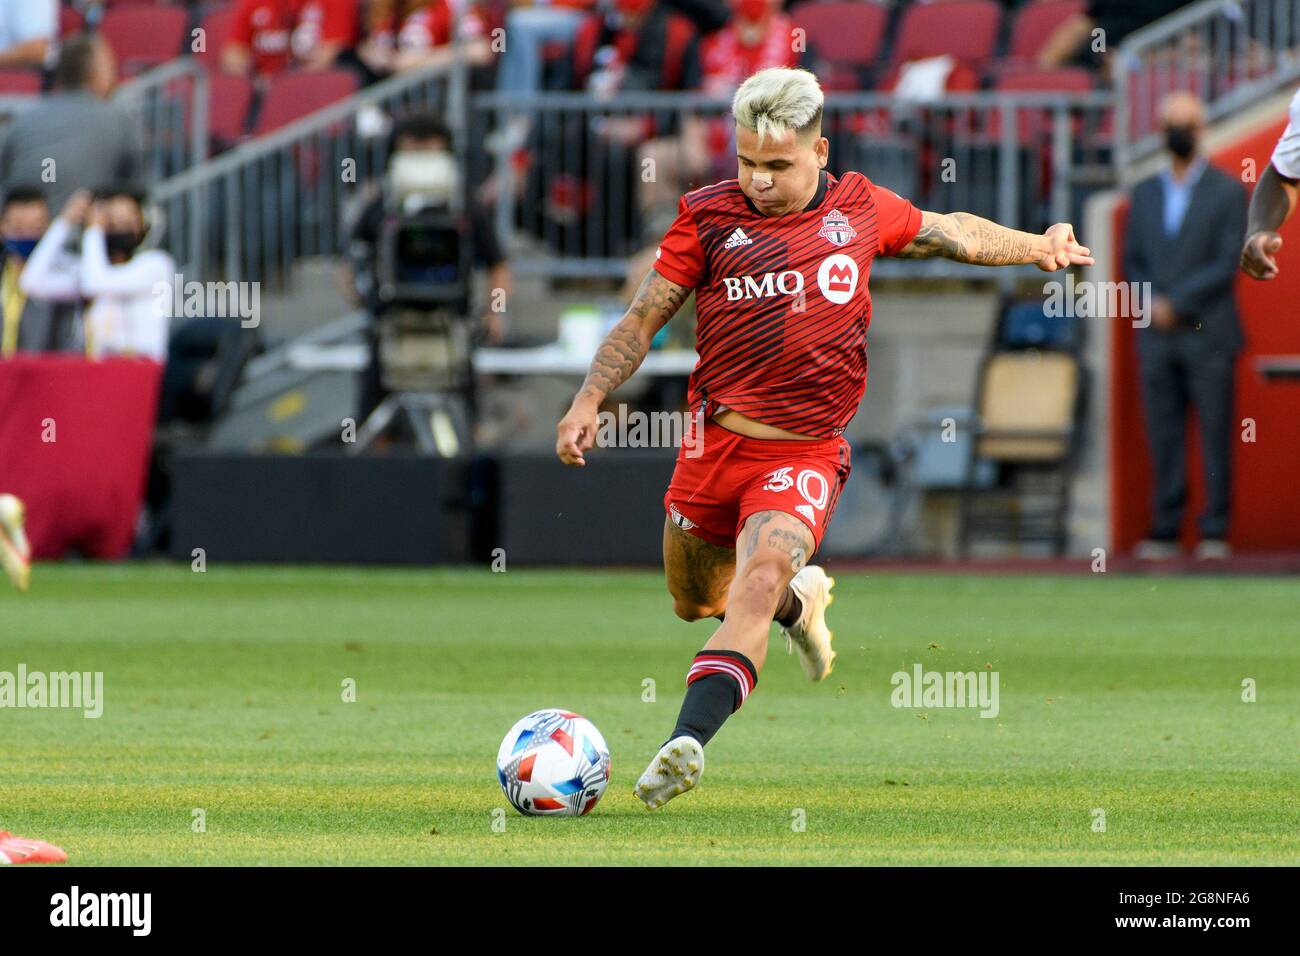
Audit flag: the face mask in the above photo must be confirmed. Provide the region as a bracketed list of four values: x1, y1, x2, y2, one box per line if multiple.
[3, 237, 38, 258]
[735, 0, 768, 21]
[1164, 124, 1196, 159]
[105, 231, 141, 258]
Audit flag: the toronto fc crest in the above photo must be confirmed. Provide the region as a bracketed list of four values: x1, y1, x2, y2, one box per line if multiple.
[817, 208, 856, 247]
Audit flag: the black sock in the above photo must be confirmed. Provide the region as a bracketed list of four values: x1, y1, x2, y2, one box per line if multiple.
[774, 586, 802, 628]
[669, 650, 758, 747]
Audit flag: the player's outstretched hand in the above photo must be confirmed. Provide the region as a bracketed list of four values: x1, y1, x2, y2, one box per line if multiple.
[556, 401, 599, 467]
[1241, 230, 1284, 280]
[1036, 222, 1093, 272]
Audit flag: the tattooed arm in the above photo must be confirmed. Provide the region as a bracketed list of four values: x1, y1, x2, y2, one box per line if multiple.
[556, 267, 692, 466]
[894, 211, 1093, 272]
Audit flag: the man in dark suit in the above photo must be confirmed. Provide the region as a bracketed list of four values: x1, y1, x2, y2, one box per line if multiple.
[0, 185, 79, 356]
[1123, 92, 1247, 559]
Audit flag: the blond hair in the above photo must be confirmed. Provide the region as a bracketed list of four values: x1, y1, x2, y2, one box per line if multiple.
[732, 68, 824, 148]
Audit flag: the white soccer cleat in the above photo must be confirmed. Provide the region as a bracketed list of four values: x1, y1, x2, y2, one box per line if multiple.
[634, 736, 704, 810]
[781, 565, 836, 681]
[0, 493, 31, 592]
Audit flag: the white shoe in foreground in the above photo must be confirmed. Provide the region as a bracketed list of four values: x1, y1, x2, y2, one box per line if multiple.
[0, 493, 30, 592]
[634, 736, 704, 810]
[781, 565, 836, 681]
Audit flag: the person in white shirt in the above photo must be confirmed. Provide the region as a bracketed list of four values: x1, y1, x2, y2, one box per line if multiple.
[20, 187, 174, 361]
[1241, 87, 1300, 279]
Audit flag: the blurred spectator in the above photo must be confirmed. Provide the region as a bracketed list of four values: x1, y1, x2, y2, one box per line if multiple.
[1039, 0, 1189, 73]
[488, 0, 598, 153]
[637, 0, 798, 240]
[659, 0, 728, 35]
[1123, 93, 1246, 560]
[1, 186, 79, 355]
[0, 0, 56, 70]
[0, 34, 138, 209]
[21, 187, 174, 362]
[358, 0, 493, 79]
[221, 0, 359, 82]
[344, 112, 512, 417]
[586, 0, 701, 98]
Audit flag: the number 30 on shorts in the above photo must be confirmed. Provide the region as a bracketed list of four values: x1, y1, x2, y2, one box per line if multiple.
[762, 466, 830, 511]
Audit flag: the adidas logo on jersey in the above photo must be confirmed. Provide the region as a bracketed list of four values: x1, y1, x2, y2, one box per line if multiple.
[723, 228, 753, 249]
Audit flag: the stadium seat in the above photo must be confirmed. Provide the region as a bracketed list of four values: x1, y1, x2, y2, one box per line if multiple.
[196, 4, 235, 72]
[958, 296, 1086, 556]
[100, 4, 190, 76]
[165, 71, 254, 152]
[59, 6, 84, 37]
[1003, 0, 1086, 68]
[889, 0, 1002, 71]
[789, 1, 890, 91]
[985, 67, 1095, 143]
[970, 352, 1079, 462]
[253, 69, 360, 136]
[207, 72, 255, 147]
[0, 69, 42, 95]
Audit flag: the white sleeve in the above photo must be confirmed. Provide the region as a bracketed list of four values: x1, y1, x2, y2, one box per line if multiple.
[17, 218, 82, 300]
[80, 227, 173, 298]
[132, 253, 174, 362]
[1269, 87, 1300, 180]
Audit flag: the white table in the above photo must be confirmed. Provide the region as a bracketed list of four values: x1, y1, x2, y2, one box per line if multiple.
[473, 345, 698, 376]
[276, 343, 700, 377]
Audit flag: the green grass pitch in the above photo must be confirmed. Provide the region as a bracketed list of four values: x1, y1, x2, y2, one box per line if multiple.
[2, 564, 1297, 865]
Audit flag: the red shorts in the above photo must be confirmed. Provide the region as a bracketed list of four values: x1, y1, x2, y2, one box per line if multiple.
[663, 416, 852, 552]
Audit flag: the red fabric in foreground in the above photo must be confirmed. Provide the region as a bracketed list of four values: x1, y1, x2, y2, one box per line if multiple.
[0, 356, 161, 559]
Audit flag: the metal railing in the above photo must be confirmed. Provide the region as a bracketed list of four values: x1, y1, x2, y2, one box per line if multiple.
[1115, 0, 1300, 174]
[475, 89, 1115, 280]
[0, 59, 209, 187]
[111, 58, 210, 182]
[152, 58, 465, 284]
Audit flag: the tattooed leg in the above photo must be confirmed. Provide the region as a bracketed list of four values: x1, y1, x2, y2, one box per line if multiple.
[699, 510, 815, 672]
[663, 517, 735, 622]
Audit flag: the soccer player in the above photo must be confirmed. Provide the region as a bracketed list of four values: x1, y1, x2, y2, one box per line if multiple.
[554, 67, 1093, 810]
[1241, 87, 1300, 280]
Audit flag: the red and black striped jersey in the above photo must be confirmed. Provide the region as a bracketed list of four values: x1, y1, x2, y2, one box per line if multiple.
[653, 169, 922, 437]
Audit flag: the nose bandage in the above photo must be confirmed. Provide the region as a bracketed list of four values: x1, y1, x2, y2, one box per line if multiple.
[752, 172, 773, 186]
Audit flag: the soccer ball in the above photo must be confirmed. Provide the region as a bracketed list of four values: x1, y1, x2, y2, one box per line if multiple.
[496, 709, 610, 816]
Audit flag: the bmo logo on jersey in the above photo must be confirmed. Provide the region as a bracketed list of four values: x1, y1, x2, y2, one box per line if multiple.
[721, 270, 805, 301]
[817, 254, 858, 305]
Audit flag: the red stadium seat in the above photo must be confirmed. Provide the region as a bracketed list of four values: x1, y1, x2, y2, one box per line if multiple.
[0, 69, 42, 95]
[790, 1, 889, 91]
[100, 4, 189, 76]
[986, 67, 1095, 142]
[166, 70, 255, 153]
[994, 66, 1094, 93]
[253, 69, 359, 136]
[890, 0, 1002, 71]
[59, 6, 84, 38]
[1006, 0, 1087, 61]
[196, 5, 235, 72]
[207, 72, 255, 146]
